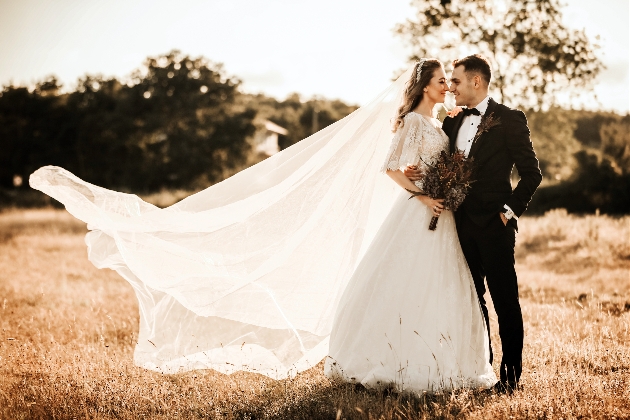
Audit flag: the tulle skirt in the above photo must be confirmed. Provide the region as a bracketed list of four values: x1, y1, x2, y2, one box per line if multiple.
[325, 191, 496, 392]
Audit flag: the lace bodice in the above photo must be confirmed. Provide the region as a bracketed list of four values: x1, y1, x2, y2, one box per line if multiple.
[380, 112, 449, 188]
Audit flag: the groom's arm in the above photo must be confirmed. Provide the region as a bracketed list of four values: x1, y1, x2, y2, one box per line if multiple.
[442, 116, 455, 138]
[504, 110, 543, 217]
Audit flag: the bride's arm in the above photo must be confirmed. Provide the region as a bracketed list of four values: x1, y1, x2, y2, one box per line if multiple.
[386, 170, 444, 215]
[381, 115, 443, 215]
[386, 169, 421, 193]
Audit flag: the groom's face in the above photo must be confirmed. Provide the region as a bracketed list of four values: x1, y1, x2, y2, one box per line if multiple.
[450, 66, 475, 107]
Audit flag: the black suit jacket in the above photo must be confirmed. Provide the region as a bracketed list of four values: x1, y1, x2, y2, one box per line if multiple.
[442, 98, 542, 230]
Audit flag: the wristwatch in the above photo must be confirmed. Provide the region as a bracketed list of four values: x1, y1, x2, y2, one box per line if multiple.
[502, 205, 517, 220]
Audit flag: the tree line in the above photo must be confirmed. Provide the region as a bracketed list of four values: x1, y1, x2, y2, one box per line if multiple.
[0, 49, 627, 213]
[526, 109, 630, 214]
[0, 50, 357, 196]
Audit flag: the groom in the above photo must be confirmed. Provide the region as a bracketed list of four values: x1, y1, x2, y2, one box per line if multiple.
[406, 54, 542, 392]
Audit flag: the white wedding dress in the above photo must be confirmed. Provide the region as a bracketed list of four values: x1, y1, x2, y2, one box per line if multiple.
[29, 66, 494, 390]
[325, 113, 496, 392]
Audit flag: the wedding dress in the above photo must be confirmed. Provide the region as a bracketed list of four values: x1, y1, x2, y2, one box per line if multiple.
[29, 66, 495, 390]
[324, 112, 496, 392]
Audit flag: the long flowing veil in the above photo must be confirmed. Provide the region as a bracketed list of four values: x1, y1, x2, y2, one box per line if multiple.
[29, 67, 413, 379]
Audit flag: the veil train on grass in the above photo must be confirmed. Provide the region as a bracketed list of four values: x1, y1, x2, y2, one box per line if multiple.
[30, 67, 413, 378]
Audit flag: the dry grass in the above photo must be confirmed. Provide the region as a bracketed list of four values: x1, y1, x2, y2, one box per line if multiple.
[0, 208, 628, 419]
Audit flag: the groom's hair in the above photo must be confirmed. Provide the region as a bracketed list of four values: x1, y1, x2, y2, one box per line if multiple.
[452, 55, 491, 85]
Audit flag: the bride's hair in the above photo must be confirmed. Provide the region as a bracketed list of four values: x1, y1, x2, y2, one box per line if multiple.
[393, 59, 442, 133]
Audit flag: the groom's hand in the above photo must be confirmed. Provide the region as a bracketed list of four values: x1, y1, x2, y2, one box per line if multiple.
[403, 165, 423, 182]
[500, 212, 508, 226]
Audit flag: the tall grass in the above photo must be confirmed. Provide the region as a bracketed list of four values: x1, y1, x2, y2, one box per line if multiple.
[0, 209, 628, 419]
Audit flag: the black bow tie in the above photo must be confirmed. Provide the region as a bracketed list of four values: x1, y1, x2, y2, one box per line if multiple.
[462, 108, 481, 117]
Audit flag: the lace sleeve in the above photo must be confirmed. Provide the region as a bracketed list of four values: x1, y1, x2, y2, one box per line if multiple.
[379, 114, 423, 173]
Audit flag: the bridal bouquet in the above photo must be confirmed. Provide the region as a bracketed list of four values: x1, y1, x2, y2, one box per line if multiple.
[406, 150, 475, 230]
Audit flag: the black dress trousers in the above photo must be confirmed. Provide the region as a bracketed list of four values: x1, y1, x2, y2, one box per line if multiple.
[456, 211, 523, 385]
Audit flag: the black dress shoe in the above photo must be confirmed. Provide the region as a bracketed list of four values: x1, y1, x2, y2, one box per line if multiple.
[352, 382, 367, 393]
[492, 381, 519, 394]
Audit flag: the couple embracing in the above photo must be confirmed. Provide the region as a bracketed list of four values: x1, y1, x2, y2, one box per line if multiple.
[325, 54, 542, 394]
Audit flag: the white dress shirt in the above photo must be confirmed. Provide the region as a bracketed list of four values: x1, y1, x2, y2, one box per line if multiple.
[455, 95, 490, 158]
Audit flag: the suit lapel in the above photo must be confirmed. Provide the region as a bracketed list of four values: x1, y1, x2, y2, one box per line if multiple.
[448, 113, 466, 154]
[468, 98, 498, 158]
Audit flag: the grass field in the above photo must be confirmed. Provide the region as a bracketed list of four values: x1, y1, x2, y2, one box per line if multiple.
[0, 208, 628, 419]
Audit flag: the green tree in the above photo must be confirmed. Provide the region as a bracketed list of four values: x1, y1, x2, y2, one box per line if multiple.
[0, 51, 257, 194]
[241, 93, 358, 150]
[572, 111, 619, 148]
[528, 113, 630, 214]
[526, 108, 581, 181]
[600, 117, 630, 175]
[0, 77, 75, 189]
[395, 0, 603, 109]
[65, 76, 137, 189]
[122, 50, 256, 191]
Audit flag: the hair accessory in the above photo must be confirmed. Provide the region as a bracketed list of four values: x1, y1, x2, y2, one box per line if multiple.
[415, 59, 428, 83]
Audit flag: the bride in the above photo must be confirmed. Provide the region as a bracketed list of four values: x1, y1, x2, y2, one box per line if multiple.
[324, 59, 495, 392]
[29, 59, 495, 392]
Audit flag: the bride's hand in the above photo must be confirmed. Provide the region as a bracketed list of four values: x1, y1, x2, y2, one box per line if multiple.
[403, 165, 423, 182]
[447, 106, 464, 118]
[418, 196, 444, 216]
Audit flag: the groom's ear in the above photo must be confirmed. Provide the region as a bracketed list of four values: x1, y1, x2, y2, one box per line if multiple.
[472, 74, 482, 89]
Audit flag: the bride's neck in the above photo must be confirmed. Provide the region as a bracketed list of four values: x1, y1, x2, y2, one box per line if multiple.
[412, 99, 435, 118]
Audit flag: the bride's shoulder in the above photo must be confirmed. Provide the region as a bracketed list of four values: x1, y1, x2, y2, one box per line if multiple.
[400, 112, 424, 129]
[405, 111, 427, 125]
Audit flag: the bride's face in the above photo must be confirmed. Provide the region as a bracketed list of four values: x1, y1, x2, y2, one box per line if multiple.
[425, 67, 449, 104]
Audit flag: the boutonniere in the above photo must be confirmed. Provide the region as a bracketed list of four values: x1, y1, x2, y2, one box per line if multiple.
[471, 112, 501, 145]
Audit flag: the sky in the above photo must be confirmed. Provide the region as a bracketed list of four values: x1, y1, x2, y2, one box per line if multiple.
[0, 0, 628, 113]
